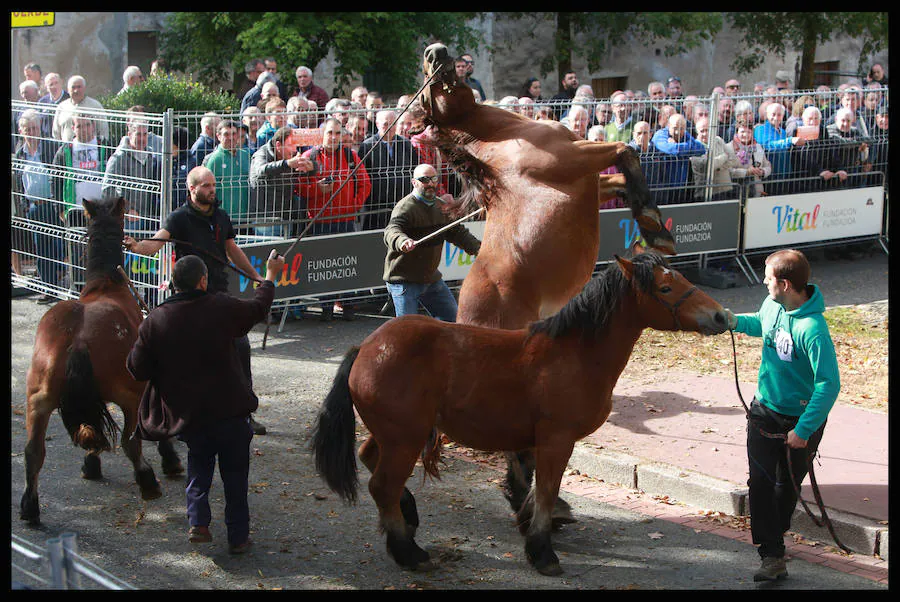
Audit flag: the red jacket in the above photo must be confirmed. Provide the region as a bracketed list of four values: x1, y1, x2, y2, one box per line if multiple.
[298, 146, 372, 223]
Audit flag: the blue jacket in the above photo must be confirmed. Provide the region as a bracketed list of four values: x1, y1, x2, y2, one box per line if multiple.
[650, 129, 705, 189]
[734, 284, 841, 440]
[753, 121, 795, 178]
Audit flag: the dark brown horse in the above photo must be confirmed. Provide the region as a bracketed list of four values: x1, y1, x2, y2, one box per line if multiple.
[312, 251, 727, 575]
[416, 43, 678, 519]
[20, 196, 182, 526]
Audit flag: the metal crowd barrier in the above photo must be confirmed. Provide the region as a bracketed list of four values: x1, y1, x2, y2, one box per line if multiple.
[11, 86, 888, 308]
[11, 532, 137, 590]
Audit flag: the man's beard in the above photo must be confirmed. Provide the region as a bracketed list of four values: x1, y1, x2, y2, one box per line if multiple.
[421, 187, 436, 200]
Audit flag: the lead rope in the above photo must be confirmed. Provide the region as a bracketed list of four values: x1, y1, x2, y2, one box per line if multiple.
[730, 329, 853, 554]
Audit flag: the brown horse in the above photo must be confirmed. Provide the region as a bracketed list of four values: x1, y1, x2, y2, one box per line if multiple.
[20, 196, 182, 526]
[312, 250, 727, 575]
[415, 43, 678, 518]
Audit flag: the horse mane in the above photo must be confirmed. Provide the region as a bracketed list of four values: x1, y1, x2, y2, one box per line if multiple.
[528, 251, 669, 341]
[431, 127, 499, 214]
[81, 197, 127, 292]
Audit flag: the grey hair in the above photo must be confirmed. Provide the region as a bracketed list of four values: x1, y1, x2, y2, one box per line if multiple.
[123, 65, 142, 84]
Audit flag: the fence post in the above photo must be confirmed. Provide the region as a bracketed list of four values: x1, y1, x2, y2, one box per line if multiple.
[46, 537, 67, 589]
[60, 532, 82, 590]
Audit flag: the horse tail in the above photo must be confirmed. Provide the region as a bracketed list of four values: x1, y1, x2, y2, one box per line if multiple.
[58, 343, 119, 453]
[311, 346, 361, 504]
[420, 428, 444, 481]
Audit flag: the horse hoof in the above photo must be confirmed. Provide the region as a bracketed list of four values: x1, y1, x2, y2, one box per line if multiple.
[536, 561, 564, 576]
[551, 516, 577, 530]
[413, 559, 437, 572]
[81, 454, 102, 480]
[19, 501, 41, 526]
[141, 488, 163, 501]
[162, 461, 184, 477]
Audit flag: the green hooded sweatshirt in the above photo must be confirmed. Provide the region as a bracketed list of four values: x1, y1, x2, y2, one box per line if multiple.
[735, 284, 841, 440]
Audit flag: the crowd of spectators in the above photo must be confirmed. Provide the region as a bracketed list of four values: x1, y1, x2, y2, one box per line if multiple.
[11, 57, 890, 298]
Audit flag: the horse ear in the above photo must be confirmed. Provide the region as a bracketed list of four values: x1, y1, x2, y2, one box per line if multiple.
[82, 199, 95, 218]
[114, 196, 127, 216]
[614, 254, 634, 281]
[630, 238, 647, 257]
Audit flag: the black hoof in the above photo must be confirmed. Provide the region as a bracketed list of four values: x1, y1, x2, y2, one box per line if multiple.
[551, 497, 577, 529]
[162, 458, 184, 477]
[386, 531, 431, 571]
[136, 469, 162, 500]
[20, 496, 41, 525]
[81, 454, 102, 480]
[525, 531, 561, 576]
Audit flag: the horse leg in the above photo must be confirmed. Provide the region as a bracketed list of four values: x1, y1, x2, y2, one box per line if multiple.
[502, 450, 533, 512]
[505, 450, 575, 528]
[368, 443, 432, 571]
[613, 145, 676, 255]
[158, 438, 185, 477]
[359, 436, 420, 535]
[522, 441, 574, 576]
[20, 399, 52, 525]
[120, 408, 162, 500]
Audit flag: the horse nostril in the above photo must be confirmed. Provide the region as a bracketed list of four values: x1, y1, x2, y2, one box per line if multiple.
[715, 311, 726, 324]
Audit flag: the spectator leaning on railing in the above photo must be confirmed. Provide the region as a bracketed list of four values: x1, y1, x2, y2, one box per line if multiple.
[753, 102, 805, 195]
[249, 126, 314, 238]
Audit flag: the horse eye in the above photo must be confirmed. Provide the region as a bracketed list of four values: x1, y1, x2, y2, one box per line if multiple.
[659, 286, 672, 294]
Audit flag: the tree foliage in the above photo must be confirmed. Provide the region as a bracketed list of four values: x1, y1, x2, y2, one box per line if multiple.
[98, 72, 238, 114]
[494, 12, 724, 80]
[158, 12, 482, 97]
[727, 12, 889, 88]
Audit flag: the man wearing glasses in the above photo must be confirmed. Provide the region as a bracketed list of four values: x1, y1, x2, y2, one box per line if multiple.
[724, 79, 742, 97]
[458, 53, 486, 105]
[723, 249, 840, 583]
[382, 163, 480, 321]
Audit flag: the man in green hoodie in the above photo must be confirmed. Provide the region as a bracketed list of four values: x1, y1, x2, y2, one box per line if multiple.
[724, 249, 840, 582]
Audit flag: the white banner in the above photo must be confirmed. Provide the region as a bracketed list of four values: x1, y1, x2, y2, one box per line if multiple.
[743, 186, 884, 250]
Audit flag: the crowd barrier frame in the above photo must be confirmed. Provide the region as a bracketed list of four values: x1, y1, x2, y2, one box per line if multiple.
[11, 89, 889, 309]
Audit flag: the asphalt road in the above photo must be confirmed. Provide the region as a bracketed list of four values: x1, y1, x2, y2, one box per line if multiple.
[9, 250, 888, 590]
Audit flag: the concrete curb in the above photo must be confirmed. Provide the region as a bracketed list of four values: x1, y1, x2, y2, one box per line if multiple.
[568, 442, 888, 561]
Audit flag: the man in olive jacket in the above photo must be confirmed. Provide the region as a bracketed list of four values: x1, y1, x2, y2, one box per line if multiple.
[383, 163, 480, 321]
[126, 250, 284, 554]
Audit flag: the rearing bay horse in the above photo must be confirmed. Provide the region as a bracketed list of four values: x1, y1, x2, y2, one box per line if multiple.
[312, 251, 728, 575]
[418, 43, 677, 518]
[20, 196, 182, 526]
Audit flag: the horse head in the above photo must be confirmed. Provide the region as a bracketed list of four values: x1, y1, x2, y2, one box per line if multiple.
[616, 252, 727, 335]
[81, 195, 128, 284]
[83, 195, 127, 228]
[422, 43, 472, 126]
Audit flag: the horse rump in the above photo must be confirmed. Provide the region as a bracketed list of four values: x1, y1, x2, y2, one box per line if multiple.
[311, 346, 361, 504]
[58, 343, 119, 452]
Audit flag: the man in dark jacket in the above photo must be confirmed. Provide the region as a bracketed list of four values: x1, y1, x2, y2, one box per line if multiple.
[127, 250, 283, 555]
[123, 166, 269, 435]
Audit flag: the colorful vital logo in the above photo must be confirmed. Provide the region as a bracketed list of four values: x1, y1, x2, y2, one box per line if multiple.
[239, 252, 304, 292]
[772, 204, 819, 233]
[444, 242, 476, 267]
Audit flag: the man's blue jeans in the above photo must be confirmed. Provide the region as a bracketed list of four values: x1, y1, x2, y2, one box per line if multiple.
[386, 280, 458, 322]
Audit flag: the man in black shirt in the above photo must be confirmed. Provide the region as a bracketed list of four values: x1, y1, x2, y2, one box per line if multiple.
[124, 166, 270, 435]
